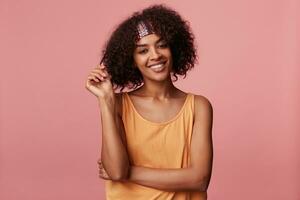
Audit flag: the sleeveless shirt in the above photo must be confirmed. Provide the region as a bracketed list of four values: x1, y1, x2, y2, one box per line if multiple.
[105, 92, 207, 200]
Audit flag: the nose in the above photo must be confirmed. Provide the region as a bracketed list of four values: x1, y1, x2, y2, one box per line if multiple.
[149, 47, 161, 60]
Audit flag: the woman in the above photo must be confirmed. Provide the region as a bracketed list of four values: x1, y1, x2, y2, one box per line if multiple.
[85, 4, 213, 200]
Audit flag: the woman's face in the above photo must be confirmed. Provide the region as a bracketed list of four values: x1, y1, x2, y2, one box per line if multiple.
[133, 33, 172, 82]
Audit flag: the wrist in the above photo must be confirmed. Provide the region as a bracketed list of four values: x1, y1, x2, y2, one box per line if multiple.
[97, 92, 115, 104]
[97, 93, 116, 112]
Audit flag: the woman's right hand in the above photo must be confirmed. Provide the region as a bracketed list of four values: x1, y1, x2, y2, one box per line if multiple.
[85, 63, 114, 99]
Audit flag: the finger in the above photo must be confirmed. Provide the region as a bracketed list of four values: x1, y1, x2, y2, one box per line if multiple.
[91, 69, 108, 78]
[87, 74, 99, 81]
[99, 64, 106, 69]
[99, 169, 109, 179]
[99, 166, 106, 175]
[100, 168, 109, 178]
[87, 75, 100, 82]
[98, 161, 103, 169]
[103, 171, 109, 178]
[90, 72, 105, 81]
[91, 69, 108, 77]
[92, 67, 109, 78]
[99, 174, 110, 180]
[97, 63, 106, 69]
[98, 171, 105, 178]
[102, 68, 109, 75]
[98, 163, 103, 170]
[99, 172, 110, 180]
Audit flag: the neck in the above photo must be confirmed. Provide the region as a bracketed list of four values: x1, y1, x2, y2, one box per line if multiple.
[138, 76, 177, 99]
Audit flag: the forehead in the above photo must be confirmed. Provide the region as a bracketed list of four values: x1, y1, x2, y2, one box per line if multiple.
[136, 33, 162, 45]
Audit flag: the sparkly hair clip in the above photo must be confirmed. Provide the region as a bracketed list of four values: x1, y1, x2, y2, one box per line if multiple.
[136, 21, 154, 39]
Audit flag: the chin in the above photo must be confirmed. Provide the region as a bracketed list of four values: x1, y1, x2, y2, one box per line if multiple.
[149, 69, 172, 82]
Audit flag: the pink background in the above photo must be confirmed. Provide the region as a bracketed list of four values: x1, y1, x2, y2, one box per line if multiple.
[1, 0, 299, 199]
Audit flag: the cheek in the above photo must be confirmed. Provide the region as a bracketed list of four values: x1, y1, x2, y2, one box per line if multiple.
[134, 55, 147, 67]
[166, 49, 172, 58]
[164, 50, 172, 63]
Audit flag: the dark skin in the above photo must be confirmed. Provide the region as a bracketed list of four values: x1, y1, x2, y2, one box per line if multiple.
[87, 34, 213, 195]
[122, 33, 191, 126]
[98, 91, 213, 195]
[126, 87, 188, 124]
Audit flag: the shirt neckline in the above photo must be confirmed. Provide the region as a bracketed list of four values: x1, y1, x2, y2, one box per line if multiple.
[125, 92, 190, 126]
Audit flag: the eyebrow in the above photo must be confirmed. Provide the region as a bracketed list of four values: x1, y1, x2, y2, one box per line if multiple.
[136, 37, 164, 47]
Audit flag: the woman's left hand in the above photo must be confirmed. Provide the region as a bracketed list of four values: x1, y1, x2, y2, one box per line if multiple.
[97, 159, 111, 180]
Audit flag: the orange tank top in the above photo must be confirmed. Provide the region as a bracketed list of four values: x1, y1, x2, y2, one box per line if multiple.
[105, 92, 207, 200]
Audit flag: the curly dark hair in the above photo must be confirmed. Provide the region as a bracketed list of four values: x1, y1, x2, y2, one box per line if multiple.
[100, 4, 197, 91]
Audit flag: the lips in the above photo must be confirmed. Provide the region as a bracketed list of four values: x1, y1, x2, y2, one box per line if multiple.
[148, 61, 167, 68]
[148, 61, 167, 72]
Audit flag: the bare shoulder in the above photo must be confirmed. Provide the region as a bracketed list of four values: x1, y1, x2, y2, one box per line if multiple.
[193, 94, 213, 118]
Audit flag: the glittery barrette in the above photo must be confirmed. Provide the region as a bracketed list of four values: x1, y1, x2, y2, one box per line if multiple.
[136, 21, 154, 39]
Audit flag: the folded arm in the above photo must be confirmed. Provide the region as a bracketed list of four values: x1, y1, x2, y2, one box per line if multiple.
[99, 95, 213, 192]
[128, 166, 207, 192]
[127, 95, 213, 192]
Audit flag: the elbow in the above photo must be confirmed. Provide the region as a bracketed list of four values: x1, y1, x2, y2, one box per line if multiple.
[101, 157, 130, 181]
[197, 181, 209, 192]
[108, 163, 130, 181]
[190, 177, 210, 192]
[109, 171, 128, 181]
[110, 174, 125, 181]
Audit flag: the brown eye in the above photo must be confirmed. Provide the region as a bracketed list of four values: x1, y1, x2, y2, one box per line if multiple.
[139, 49, 148, 54]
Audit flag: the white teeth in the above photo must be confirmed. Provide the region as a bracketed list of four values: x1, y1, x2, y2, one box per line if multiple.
[150, 64, 163, 69]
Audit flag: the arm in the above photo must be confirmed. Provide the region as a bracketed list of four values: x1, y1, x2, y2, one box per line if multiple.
[99, 92, 129, 180]
[127, 95, 214, 192]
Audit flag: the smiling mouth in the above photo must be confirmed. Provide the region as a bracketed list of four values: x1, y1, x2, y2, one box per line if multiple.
[148, 61, 167, 68]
